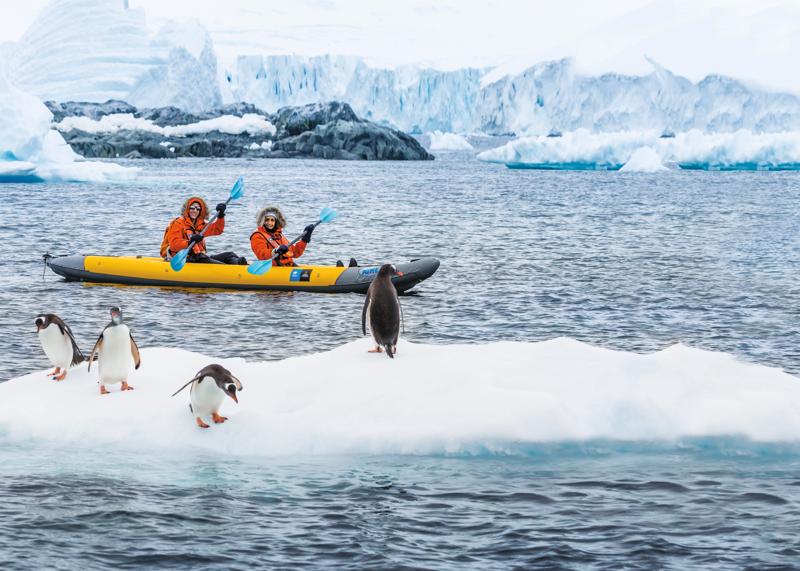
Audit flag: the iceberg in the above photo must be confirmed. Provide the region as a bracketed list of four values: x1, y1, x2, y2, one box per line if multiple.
[619, 146, 668, 172]
[3, 338, 800, 457]
[426, 131, 474, 151]
[0, 70, 137, 183]
[6, 0, 221, 113]
[478, 129, 800, 171]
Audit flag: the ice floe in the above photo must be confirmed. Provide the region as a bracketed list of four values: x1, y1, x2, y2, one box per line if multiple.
[2, 338, 799, 457]
[479, 129, 800, 171]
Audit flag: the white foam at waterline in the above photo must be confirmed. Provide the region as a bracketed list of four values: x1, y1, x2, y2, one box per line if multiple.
[426, 131, 474, 151]
[2, 338, 799, 457]
[620, 146, 668, 172]
[55, 113, 276, 137]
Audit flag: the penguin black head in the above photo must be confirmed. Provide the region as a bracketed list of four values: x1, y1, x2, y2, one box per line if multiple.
[377, 264, 404, 278]
[35, 314, 46, 331]
[199, 364, 243, 404]
[110, 306, 123, 325]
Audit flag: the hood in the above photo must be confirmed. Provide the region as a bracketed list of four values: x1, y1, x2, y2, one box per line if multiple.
[255, 205, 287, 229]
[181, 196, 209, 220]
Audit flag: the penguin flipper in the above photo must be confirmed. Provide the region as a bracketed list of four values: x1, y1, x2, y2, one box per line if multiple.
[64, 323, 85, 366]
[130, 335, 141, 370]
[171, 375, 202, 397]
[397, 298, 405, 335]
[87, 334, 104, 372]
[361, 290, 371, 335]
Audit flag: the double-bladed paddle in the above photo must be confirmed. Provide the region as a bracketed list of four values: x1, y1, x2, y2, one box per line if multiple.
[170, 177, 244, 272]
[247, 207, 338, 275]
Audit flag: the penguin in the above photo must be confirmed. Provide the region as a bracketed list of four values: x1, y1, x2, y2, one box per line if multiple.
[88, 306, 141, 395]
[362, 264, 404, 358]
[35, 313, 85, 381]
[171, 364, 243, 428]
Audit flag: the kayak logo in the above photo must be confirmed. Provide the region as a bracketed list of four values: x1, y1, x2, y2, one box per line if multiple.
[290, 269, 312, 282]
[358, 267, 379, 277]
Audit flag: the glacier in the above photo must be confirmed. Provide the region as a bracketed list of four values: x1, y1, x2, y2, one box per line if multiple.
[478, 129, 800, 171]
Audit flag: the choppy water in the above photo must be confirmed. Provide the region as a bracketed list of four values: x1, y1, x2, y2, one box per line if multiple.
[3, 154, 800, 569]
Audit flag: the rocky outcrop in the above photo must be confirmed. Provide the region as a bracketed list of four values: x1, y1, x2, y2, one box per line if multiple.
[53, 100, 433, 160]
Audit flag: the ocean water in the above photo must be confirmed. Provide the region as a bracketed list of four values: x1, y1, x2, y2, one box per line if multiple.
[2, 153, 800, 568]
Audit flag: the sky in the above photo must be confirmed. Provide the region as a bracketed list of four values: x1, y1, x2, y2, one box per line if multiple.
[3, 0, 800, 92]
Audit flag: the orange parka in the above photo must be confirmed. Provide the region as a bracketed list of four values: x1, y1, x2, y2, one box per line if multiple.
[160, 197, 224, 259]
[250, 206, 307, 266]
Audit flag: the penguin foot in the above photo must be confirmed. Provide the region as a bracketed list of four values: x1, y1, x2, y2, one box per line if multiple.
[196, 417, 210, 429]
[368, 346, 383, 353]
[99, 385, 110, 395]
[54, 370, 67, 381]
[46, 367, 60, 377]
[121, 381, 134, 391]
[212, 412, 228, 424]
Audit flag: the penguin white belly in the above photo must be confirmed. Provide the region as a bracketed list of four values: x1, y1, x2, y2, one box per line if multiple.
[98, 325, 132, 384]
[190, 377, 225, 418]
[39, 325, 72, 368]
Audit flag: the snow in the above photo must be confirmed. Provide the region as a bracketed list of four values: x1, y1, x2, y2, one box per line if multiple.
[426, 131, 474, 151]
[0, 70, 137, 183]
[55, 113, 276, 137]
[619, 146, 668, 172]
[478, 129, 800, 171]
[2, 338, 800, 457]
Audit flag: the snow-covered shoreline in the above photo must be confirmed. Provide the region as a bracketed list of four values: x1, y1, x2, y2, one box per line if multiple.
[3, 338, 800, 457]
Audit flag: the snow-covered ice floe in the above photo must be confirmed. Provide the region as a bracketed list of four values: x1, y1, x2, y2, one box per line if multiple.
[425, 131, 474, 151]
[55, 113, 276, 137]
[3, 338, 800, 457]
[0, 72, 137, 183]
[478, 129, 800, 171]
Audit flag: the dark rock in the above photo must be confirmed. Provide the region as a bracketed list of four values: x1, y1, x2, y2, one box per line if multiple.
[54, 99, 434, 161]
[273, 101, 361, 137]
[45, 99, 137, 122]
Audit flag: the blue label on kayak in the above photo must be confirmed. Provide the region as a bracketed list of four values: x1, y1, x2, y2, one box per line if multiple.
[290, 269, 312, 282]
[358, 267, 379, 277]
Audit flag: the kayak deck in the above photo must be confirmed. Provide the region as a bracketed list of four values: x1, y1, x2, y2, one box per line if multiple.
[46, 255, 440, 293]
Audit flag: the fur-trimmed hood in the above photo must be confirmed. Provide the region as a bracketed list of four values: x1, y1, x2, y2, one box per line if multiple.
[255, 205, 287, 229]
[181, 196, 210, 220]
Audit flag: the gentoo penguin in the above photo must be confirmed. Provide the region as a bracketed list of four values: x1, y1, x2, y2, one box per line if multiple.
[35, 313, 85, 381]
[362, 264, 404, 358]
[171, 364, 243, 428]
[88, 306, 141, 395]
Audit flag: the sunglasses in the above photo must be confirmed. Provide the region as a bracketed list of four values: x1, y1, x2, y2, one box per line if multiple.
[189, 205, 201, 211]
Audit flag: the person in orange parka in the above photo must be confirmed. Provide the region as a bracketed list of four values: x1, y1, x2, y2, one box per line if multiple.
[160, 196, 247, 264]
[250, 206, 315, 266]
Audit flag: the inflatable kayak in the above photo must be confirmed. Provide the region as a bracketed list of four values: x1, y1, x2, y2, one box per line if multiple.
[45, 255, 440, 293]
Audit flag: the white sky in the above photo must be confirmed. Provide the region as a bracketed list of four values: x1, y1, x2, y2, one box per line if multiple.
[4, 0, 800, 92]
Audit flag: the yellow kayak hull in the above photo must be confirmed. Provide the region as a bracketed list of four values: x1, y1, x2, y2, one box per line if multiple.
[47, 255, 440, 293]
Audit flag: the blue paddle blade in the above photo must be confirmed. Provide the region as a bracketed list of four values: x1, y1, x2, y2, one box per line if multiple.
[319, 207, 338, 223]
[170, 248, 189, 271]
[230, 176, 244, 200]
[247, 259, 273, 276]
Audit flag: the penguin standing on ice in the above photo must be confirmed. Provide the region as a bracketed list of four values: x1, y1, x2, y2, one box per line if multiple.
[88, 306, 141, 395]
[362, 264, 404, 358]
[171, 364, 242, 428]
[35, 313, 85, 381]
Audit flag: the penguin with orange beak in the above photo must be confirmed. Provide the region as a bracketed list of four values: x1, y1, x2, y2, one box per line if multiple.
[172, 364, 243, 428]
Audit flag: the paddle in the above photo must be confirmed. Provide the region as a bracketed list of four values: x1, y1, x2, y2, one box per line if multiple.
[247, 207, 339, 275]
[169, 177, 244, 272]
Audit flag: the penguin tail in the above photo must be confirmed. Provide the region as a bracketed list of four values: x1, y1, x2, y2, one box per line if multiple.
[384, 344, 394, 359]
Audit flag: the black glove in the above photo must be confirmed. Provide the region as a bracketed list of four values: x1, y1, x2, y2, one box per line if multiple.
[273, 245, 289, 257]
[215, 202, 227, 218]
[188, 233, 204, 245]
[301, 224, 315, 243]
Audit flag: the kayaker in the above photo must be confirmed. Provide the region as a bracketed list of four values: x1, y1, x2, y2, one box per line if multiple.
[250, 206, 314, 266]
[160, 197, 247, 264]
